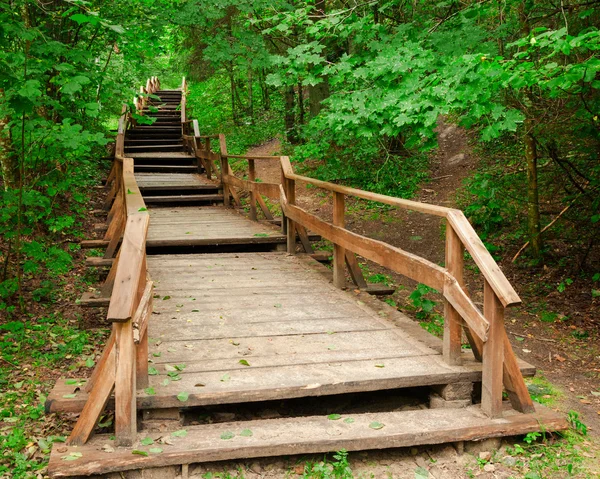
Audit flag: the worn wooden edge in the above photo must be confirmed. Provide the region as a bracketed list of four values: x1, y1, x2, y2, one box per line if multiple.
[281, 193, 447, 291]
[447, 211, 521, 308]
[443, 276, 489, 342]
[48, 404, 567, 477]
[132, 280, 154, 344]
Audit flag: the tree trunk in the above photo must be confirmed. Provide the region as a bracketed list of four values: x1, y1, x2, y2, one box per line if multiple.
[247, 63, 254, 123]
[524, 117, 542, 259]
[284, 86, 298, 144]
[0, 114, 18, 190]
[298, 82, 305, 126]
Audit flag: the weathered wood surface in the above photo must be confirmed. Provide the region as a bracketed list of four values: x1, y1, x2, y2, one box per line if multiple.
[146, 207, 287, 246]
[48, 404, 567, 477]
[135, 173, 216, 190]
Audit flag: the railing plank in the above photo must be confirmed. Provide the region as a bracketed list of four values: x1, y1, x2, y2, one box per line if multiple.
[281, 193, 446, 291]
[447, 210, 521, 307]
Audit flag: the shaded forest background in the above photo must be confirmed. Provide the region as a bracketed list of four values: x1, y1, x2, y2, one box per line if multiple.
[0, 0, 599, 476]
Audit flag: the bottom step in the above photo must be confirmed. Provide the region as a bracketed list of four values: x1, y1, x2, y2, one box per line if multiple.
[48, 404, 566, 477]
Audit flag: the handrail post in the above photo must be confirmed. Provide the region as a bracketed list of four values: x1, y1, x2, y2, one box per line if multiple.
[205, 137, 212, 179]
[286, 177, 296, 253]
[333, 192, 346, 288]
[219, 134, 230, 207]
[481, 280, 505, 418]
[281, 167, 288, 235]
[248, 159, 257, 221]
[443, 225, 463, 365]
[114, 318, 137, 446]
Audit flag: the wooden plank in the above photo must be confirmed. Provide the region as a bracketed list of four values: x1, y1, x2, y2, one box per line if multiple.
[332, 192, 345, 288]
[132, 281, 154, 343]
[107, 214, 149, 322]
[114, 320, 136, 446]
[78, 292, 110, 308]
[286, 171, 452, 217]
[149, 318, 394, 342]
[66, 343, 115, 446]
[85, 257, 113, 267]
[501, 332, 536, 413]
[345, 251, 367, 289]
[281, 200, 447, 291]
[256, 193, 274, 220]
[45, 354, 536, 414]
[443, 225, 463, 365]
[481, 280, 505, 418]
[443, 278, 489, 342]
[48, 404, 567, 477]
[295, 224, 313, 253]
[447, 210, 521, 307]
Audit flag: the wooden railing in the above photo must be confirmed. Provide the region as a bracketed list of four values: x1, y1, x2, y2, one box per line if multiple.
[183, 125, 534, 419]
[134, 76, 160, 113]
[67, 78, 159, 447]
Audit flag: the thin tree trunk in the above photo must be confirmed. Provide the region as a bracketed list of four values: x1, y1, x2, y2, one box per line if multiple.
[260, 69, 270, 111]
[247, 63, 254, 123]
[284, 86, 297, 144]
[524, 117, 542, 259]
[298, 82, 305, 126]
[0, 112, 18, 190]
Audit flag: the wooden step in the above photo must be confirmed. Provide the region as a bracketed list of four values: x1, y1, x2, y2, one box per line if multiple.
[134, 165, 198, 173]
[46, 348, 535, 414]
[125, 145, 185, 152]
[85, 257, 113, 267]
[78, 291, 110, 308]
[47, 404, 566, 477]
[143, 194, 224, 204]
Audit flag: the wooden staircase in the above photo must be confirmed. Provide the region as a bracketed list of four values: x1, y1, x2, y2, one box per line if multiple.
[48, 76, 568, 478]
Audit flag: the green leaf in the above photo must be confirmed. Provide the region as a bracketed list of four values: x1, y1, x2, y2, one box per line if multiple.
[148, 367, 159, 376]
[171, 429, 188, 438]
[415, 466, 429, 479]
[149, 447, 163, 454]
[253, 233, 269, 237]
[144, 387, 156, 396]
[328, 414, 342, 420]
[220, 431, 235, 440]
[238, 359, 250, 366]
[343, 418, 355, 424]
[85, 357, 95, 368]
[369, 421, 385, 430]
[177, 391, 189, 402]
[138, 207, 147, 212]
[163, 296, 171, 300]
[375, 363, 385, 368]
[239, 429, 253, 437]
[61, 451, 83, 461]
[220, 373, 231, 382]
[162, 378, 170, 386]
[62, 393, 77, 399]
[141, 437, 154, 446]
[65, 379, 80, 385]
[132, 450, 149, 457]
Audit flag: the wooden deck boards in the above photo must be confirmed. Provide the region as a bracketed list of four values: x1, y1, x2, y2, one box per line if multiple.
[140, 253, 476, 406]
[146, 207, 286, 247]
[48, 404, 568, 477]
[135, 173, 216, 190]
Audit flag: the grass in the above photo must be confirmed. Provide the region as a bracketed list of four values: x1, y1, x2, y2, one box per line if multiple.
[0, 313, 108, 478]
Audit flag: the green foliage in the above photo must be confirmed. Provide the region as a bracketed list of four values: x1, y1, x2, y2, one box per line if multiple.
[302, 450, 353, 479]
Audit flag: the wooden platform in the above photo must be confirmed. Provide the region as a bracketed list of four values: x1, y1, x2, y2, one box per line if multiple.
[48, 404, 567, 477]
[146, 207, 288, 248]
[48, 253, 535, 414]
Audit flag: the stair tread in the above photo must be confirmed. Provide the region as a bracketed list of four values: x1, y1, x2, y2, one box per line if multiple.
[47, 404, 566, 477]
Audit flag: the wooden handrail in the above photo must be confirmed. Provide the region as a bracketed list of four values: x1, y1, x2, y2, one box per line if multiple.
[67, 77, 159, 448]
